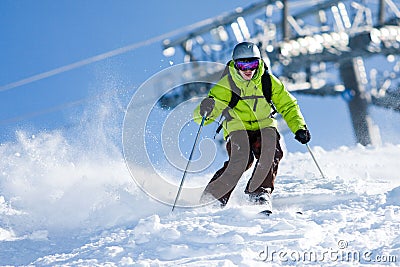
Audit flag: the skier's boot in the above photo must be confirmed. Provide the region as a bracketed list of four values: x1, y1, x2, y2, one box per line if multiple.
[249, 188, 272, 213]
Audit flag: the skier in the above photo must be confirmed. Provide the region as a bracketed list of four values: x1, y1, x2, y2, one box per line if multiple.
[193, 41, 311, 211]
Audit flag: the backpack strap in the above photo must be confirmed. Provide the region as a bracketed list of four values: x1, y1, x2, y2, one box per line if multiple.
[261, 63, 277, 117]
[222, 71, 241, 120]
[215, 64, 240, 135]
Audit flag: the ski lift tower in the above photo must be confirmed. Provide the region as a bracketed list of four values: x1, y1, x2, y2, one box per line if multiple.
[160, 0, 400, 146]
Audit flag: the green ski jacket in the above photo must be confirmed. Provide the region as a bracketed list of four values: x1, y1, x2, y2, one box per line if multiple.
[194, 60, 307, 139]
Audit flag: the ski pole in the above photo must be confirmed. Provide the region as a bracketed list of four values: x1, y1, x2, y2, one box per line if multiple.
[306, 143, 326, 179]
[172, 114, 207, 212]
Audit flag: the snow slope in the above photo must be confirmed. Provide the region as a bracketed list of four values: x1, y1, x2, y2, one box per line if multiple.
[0, 127, 399, 266]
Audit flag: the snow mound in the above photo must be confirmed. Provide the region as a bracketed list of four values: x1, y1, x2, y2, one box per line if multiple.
[0, 130, 399, 265]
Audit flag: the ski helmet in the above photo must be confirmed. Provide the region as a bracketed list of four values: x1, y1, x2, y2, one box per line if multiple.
[232, 42, 261, 60]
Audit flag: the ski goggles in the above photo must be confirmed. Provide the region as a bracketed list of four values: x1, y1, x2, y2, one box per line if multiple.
[234, 59, 259, 71]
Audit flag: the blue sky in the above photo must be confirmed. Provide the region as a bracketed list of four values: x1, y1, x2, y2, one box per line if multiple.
[0, 1, 248, 138]
[1, 0, 399, 152]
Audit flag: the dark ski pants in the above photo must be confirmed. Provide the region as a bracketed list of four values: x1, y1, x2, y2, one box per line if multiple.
[201, 127, 283, 206]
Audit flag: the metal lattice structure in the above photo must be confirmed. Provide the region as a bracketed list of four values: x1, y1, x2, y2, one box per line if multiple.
[160, 0, 400, 145]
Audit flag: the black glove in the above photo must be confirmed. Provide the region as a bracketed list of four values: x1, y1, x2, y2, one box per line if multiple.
[200, 97, 215, 117]
[295, 128, 311, 144]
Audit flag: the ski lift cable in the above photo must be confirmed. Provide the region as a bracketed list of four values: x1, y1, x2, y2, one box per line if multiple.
[0, 0, 325, 94]
[0, 16, 222, 93]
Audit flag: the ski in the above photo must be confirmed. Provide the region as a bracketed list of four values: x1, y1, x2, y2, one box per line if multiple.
[258, 209, 272, 216]
[257, 210, 303, 217]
